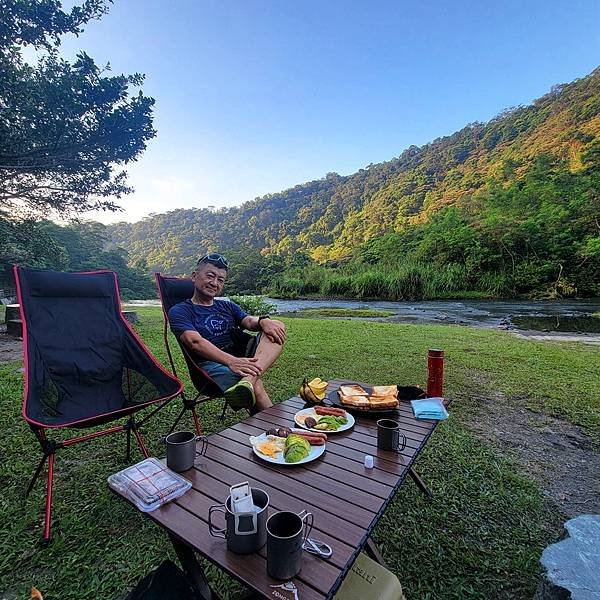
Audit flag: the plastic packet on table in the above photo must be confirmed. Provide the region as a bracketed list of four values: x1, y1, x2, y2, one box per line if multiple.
[410, 397, 449, 420]
[108, 457, 192, 512]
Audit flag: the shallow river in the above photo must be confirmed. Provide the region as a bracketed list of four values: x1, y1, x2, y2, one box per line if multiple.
[127, 297, 600, 332]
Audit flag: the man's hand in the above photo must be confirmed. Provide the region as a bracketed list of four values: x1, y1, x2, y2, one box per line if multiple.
[227, 356, 263, 377]
[260, 318, 286, 345]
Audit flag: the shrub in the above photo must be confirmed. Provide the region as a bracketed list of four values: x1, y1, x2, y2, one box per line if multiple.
[228, 295, 277, 315]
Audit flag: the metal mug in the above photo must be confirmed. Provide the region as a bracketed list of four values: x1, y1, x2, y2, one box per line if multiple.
[376, 419, 407, 453]
[208, 487, 269, 554]
[164, 431, 208, 472]
[266, 510, 313, 580]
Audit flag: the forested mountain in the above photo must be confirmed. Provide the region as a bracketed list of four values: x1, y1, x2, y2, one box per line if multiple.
[107, 68, 600, 299]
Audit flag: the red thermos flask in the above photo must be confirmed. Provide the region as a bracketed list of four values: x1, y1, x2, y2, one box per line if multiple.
[427, 349, 444, 397]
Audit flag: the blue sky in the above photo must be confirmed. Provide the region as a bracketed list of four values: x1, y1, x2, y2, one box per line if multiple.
[55, 0, 600, 223]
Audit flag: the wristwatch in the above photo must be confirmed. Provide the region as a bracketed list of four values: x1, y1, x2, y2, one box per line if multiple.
[258, 315, 270, 330]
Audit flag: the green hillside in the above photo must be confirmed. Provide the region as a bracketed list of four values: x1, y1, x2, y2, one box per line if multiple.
[107, 68, 600, 299]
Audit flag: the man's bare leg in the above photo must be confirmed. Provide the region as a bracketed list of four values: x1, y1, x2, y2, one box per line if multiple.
[252, 378, 272, 411]
[253, 334, 284, 373]
[241, 334, 284, 411]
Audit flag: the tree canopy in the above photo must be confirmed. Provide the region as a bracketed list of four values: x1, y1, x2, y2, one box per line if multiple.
[0, 1, 157, 293]
[0, 0, 156, 217]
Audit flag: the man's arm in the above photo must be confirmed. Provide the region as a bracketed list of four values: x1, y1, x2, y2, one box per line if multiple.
[179, 330, 263, 378]
[241, 315, 286, 345]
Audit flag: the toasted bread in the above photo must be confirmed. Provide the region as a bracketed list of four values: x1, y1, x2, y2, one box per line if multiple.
[368, 395, 399, 409]
[370, 385, 398, 398]
[338, 393, 370, 409]
[339, 384, 367, 396]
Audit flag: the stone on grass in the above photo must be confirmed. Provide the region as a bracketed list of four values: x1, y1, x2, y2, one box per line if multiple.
[535, 514, 600, 600]
[6, 319, 22, 337]
[122, 311, 139, 324]
[4, 304, 20, 323]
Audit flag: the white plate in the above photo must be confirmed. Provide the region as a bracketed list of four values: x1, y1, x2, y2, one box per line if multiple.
[293, 407, 355, 433]
[250, 433, 326, 466]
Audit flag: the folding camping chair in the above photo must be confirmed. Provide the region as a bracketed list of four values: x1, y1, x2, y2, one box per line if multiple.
[14, 266, 183, 544]
[155, 273, 223, 435]
[155, 273, 254, 435]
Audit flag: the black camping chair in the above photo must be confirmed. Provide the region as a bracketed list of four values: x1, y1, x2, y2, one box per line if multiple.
[155, 273, 255, 434]
[13, 266, 183, 544]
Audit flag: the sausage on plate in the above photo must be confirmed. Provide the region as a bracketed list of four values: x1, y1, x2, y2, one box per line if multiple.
[315, 406, 347, 417]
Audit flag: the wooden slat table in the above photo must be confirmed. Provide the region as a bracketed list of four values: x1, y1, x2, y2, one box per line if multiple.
[114, 380, 441, 599]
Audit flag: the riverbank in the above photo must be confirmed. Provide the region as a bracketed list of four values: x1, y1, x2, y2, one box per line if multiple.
[124, 297, 600, 342]
[513, 330, 600, 345]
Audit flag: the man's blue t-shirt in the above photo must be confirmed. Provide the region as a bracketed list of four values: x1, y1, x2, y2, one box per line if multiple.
[168, 299, 248, 350]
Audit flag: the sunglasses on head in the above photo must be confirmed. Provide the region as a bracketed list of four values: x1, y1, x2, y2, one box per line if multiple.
[197, 253, 229, 269]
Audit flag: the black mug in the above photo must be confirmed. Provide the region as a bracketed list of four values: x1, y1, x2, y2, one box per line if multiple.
[266, 510, 313, 580]
[376, 419, 406, 453]
[165, 431, 208, 472]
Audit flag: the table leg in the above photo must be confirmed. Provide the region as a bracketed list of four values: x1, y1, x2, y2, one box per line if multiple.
[169, 533, 216, 600]
[365, 537, 388, 569]
[409, 467, 433, 499]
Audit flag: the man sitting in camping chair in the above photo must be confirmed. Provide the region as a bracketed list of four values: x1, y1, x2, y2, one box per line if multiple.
[168, 253, 285, 412]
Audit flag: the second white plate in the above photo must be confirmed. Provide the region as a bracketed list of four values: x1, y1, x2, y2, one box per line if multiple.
[293, 407, 355, 433]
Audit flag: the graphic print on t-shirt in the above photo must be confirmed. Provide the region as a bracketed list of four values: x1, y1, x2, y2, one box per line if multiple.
[194, 310, 237, 349]
[205, 315, 227, 334]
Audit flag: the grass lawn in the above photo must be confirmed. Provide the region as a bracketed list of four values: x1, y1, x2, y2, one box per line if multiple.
[1, 307, 599, 599]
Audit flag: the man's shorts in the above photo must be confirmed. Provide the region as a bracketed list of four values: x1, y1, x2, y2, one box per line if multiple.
[200, 331, 261, 393]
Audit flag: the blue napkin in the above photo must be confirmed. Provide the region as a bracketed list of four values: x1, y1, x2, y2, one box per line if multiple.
[411, 397, 449, 420]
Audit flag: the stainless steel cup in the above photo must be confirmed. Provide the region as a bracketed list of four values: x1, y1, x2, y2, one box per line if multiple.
[266, 510, 313, 580]
[376, 419, 407, 453]
[165, 431, 207, 472]
[208, 488, 269, 554]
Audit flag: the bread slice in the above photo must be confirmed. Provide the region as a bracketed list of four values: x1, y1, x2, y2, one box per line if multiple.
[370, 385, 398, 398]
[339, 384, 368, 396]
[368, 395, 399, 409]
[338, 393, 370, 409]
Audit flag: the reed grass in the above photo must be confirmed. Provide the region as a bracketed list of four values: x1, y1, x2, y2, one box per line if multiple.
[269, 261, 501, 300]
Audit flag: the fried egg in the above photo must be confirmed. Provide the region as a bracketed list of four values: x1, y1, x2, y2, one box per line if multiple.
[249, 434, 286, 458]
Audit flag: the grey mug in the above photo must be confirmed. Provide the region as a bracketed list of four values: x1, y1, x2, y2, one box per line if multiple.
[165, 431, 207, 472]
[208, 487, 270, 555]
[266, 509, 313, 580]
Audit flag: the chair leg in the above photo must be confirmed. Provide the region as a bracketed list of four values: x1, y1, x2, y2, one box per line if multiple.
[42, 452, 55, 546]
[191, 407, 203, 436]
[125, 417, 150, 460]
[131, 423, 150, 459]
[24, 453, 48, 501]
[125, 427, 132, 463]
[168, 405, 188, 435]
[409, 467, 434, 499]
[220, 401, 228, 421]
